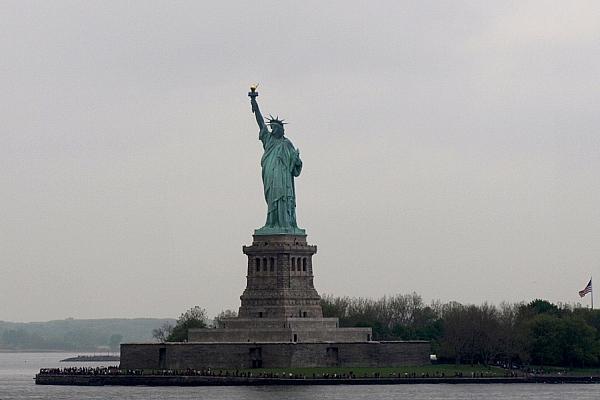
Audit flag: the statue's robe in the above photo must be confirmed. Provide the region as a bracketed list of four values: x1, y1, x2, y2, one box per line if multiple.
[258, 125, 302, 231]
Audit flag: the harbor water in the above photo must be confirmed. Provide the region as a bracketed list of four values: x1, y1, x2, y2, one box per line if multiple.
[2, 352, 600, 400]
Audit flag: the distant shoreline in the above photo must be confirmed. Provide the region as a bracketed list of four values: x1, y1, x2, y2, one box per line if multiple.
[60, 355, 120, 362]
[0, 349, 71, 353]
[0, 349, 116, 354]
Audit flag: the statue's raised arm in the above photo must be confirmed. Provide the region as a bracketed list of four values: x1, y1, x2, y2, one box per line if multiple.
[248, 85, 265, 130]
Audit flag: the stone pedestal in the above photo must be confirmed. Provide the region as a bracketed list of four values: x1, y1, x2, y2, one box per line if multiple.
[239, 234, 322, 319]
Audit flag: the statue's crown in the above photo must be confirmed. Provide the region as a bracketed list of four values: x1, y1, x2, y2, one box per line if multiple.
[267, 115, 287, 126]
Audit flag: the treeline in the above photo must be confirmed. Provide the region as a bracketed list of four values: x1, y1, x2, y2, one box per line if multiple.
[153, 307, 237, 342]
[0, 318, 174, 351]
[321, 293, 600, 367]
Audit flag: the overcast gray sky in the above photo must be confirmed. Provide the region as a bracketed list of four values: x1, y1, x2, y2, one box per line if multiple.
[2, 1, 600, 322]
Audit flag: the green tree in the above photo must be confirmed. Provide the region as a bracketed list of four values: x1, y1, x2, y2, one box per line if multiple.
[525, 313, 565, 366]
[521, 299, 560, 317]
[560, 315, 598, 367]
[438, 303, 470, 364]
[495, 302, 522, 367]
[213, 309, 238, 328]
[321, 295, 351, 320]
[152, 322, 174, 342]
[167, 306, 208, 342]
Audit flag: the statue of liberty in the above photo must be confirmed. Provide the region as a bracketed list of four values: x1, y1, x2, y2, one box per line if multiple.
[249, 86, 305, 235]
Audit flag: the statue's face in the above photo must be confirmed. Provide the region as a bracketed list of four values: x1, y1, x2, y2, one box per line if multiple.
[271, 124, 284, 138]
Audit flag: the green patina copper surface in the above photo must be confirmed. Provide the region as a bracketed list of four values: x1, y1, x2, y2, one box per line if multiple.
[249, 88, 305, 236]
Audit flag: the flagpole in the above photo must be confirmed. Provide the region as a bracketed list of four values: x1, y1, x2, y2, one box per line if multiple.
[590, 276, 594, 310]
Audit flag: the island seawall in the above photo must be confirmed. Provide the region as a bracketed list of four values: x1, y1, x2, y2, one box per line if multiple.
[120, 341, 430, 370]
[35, 374, 600, 386]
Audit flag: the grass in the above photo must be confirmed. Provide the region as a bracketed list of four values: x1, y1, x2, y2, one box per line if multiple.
[524, 366, 600, 376]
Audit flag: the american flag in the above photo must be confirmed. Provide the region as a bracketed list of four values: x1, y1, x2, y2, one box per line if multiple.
[579, 279, 592, 298]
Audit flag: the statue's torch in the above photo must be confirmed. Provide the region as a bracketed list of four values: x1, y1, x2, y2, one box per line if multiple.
[248, 84, 259, 99]
[249, 84, 259, 113]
